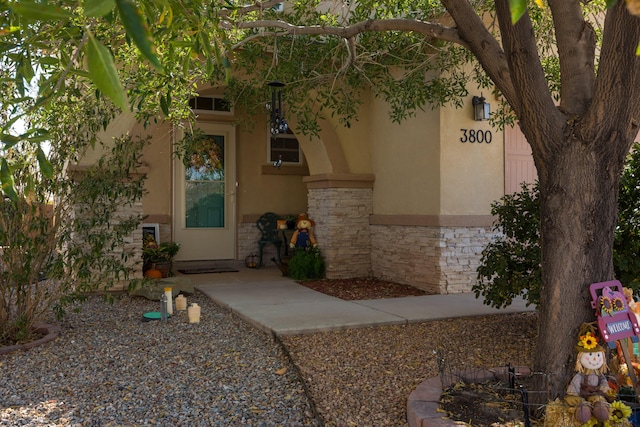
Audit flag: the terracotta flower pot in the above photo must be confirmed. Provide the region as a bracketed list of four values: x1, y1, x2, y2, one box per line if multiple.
[153, 261, 171, 278]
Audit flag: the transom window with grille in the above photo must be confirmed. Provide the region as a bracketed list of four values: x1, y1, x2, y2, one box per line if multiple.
[269, 128, 301, 164]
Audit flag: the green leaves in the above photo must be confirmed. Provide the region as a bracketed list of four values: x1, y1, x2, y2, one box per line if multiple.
[116, 0, 163, 71]
[509, 0, 547, 24]
[287, 247, 325, 280]
[36, 147, 53, 179]
[474, 182, 541, 308]
[84, 0, 115, 17]
[9, 1, 73, 20]
[509, 0, 528, 24]
[0, 158, 18, 202]
[86, 34, 128, 111]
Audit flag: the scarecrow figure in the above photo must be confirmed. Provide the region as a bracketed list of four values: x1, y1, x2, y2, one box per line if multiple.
[565, 323, 612, 424]
[289, 213, 317, 249]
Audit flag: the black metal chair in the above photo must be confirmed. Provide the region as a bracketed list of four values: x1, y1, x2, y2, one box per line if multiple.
[256, 212, 282, 268]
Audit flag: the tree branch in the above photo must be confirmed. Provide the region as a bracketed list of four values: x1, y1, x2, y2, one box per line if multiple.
[590, 2, 640, 150]
[494, 1, 549, 112]
[439, 0, 517, 112]
[219, 0, 282, 18]
[548, 0, 596, 116]
[236, 18, 468, 48]
[493, 0, 564, 159]
[338, 37, 356, 75]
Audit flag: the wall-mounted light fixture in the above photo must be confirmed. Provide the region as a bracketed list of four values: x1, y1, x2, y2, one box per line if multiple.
[267, 80, 288, 136]
[472, 95, 490, 121]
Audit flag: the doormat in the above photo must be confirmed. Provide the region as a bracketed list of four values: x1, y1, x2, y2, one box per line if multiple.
[177, 267, 239, 274]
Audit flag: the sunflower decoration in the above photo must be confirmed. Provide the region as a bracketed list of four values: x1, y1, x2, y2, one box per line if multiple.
[609, 400, 632, 423]
[612, 296, 625, 313]
[579, 331, 599, 351]
[580, 418, 599, 427]
[600, 295, 614, 315]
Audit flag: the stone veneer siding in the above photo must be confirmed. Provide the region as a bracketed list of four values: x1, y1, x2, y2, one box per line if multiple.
[237, 221, 282, 267]
[307, 187, 373, 279]
[370, 224, 498, 294]
[121, 200, 144, 286]
[71, 199, 144, 291]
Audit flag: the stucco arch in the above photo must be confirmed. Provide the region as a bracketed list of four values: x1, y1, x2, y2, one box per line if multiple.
[286, 115, 350, 175]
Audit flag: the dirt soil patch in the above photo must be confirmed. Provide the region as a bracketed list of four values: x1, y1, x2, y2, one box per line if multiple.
[296, 277, 429, 300]
[440, 379, 544, 426]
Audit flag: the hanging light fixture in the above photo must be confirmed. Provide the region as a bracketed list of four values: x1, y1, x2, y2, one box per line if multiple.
[267, 80, 288, 136]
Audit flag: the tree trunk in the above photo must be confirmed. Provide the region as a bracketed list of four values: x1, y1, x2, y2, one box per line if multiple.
[484, 0, 640, 401]
[534, 131, 624, 400]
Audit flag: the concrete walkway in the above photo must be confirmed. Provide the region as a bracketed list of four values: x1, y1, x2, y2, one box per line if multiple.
[180, 264, 536, 336]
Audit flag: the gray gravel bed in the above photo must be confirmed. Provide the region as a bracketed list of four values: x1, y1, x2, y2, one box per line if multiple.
[0, 292, 319, 427]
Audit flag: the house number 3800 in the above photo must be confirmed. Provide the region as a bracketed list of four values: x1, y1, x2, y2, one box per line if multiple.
[460, 129, 493, 144]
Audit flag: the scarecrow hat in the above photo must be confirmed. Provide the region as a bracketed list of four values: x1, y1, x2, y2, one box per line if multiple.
[575, 322, 605, 353]
[296, 213, 315, 227]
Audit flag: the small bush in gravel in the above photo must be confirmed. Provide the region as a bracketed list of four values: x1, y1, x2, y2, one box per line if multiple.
[0, 134, 147, 346]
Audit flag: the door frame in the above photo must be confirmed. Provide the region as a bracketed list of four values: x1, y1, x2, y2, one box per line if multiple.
[172, 122, 237, 261]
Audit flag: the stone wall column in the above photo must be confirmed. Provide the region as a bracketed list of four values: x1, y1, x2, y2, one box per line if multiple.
[304, 174, 374, 279]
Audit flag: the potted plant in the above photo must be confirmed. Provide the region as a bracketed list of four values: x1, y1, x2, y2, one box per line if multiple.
[143, 241, 180, 277]
[285, 214, 296, 230]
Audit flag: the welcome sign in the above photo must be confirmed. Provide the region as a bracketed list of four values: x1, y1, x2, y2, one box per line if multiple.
[589, 280, 640, 345]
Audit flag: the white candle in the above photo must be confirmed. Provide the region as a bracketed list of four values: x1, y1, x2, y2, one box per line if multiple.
[175, 294, 187, 311]
[187, 303, 201, 323]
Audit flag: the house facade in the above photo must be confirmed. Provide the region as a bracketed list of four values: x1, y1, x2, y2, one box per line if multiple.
[78, 82, 536, 294]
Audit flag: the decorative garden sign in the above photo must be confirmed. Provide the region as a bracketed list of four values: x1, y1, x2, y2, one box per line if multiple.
[589, 280, 640, 345]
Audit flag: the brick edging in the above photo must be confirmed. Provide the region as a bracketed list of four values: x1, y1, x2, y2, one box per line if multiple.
[407, 366, 532, 426]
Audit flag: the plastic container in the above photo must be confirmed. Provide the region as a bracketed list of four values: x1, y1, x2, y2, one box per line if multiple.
[160, 294, 167, 321]
[164, 287, 173, 315]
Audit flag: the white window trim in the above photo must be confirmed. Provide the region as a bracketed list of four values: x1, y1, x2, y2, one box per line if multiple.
[267, 126, 303, 165]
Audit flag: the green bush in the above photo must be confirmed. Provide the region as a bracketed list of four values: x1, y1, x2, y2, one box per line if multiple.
[0, 135, 147, 346]
[475, 143, 640, 308]
[474, 182, 541, 308]
[615, 145, 640, 289]
[286, 246, 325, 280]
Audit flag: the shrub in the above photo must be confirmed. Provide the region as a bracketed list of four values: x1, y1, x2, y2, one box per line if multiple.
[615, 145, 640, 289]
[143, 241, 181, 265]
[0, 135, 147, 346]
[475, 143, 640, 308]
[286, 246, 325, 280]
[474, 182, 541, 308]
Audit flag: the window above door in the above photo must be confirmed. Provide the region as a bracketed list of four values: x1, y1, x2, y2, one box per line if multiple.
[189, 96, 233, 115]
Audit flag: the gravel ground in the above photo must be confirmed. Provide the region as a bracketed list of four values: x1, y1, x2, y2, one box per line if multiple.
[0, 291, 537, 427]
[281, 312, 538, 426]
[0, 292, 318, 426]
